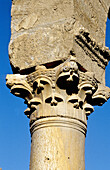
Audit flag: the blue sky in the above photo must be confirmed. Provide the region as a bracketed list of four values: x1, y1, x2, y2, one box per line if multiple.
[0, 1, 110, 170]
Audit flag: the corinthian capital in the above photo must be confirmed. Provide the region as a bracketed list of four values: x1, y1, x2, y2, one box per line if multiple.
[6, 53, 110, 125]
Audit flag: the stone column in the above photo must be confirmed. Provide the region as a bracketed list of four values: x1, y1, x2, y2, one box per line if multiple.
[6, 0, 110, 169]
[6, 54, 110, 169]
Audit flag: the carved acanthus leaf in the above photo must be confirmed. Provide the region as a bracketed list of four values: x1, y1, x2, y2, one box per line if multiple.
[67, 94, 80, 108]
[83, 103, 94, 116]
[92, 84, 110, 106]
[45, 92, 63, 106]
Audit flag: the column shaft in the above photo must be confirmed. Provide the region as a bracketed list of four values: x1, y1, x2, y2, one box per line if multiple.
[30, 117, 86, 170]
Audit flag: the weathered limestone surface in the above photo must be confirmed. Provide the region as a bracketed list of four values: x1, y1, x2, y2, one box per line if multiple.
[6, 0, 110, 170]
[9, 0, 110, 83]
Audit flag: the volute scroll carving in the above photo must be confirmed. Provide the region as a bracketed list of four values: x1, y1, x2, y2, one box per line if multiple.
[6, 74, 33, 100]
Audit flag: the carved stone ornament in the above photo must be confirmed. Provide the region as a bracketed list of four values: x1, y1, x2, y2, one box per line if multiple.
[6, 54, 110, 125]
